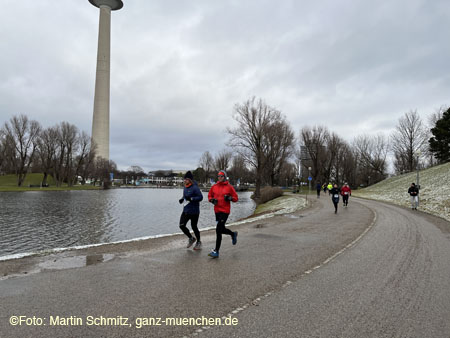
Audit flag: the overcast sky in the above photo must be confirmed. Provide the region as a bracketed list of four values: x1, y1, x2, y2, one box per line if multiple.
[1, 0, 449, 171]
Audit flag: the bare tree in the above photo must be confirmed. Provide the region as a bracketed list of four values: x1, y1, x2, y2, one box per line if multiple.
[51, 122, 79, 187]
[323, 132, 344, 184]
[198, 151, 214, 182]
[92, 158, 117, 187]
[299, 128, 354, 186]
[128, 165, 145, 174]
[78, 146, 97, 185]
[228, 154, 252, 185]
[227, 97, 281, 199]
[2, 114, 41, 186]
[263, 117, 295, 186]
[339, 143, 357, 187]
[213, 149, 233, 172]
[428, 105, 447, 126]
[390, 110, 428, 173]
[36, 126, 59, 186]
[298, 125, 329, 183]
[353, 134, 389, 185]
[278, 162, 297, 187]
[72, 131, 96, 185]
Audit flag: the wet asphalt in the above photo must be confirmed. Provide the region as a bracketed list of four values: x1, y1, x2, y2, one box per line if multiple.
[1, 195, 449, 337]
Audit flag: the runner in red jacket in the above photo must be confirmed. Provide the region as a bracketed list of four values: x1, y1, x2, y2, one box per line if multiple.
[340, 183, 352, 207]
[207, 170, 238, 258]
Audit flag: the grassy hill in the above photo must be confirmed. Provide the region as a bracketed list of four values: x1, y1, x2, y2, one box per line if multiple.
[353, 162, 450, 222]
[0, 173, 55, 187]
[0, 174, 99, 191]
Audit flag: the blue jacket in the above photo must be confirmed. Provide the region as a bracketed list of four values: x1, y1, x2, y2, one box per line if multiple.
[183, 181, 203, 214]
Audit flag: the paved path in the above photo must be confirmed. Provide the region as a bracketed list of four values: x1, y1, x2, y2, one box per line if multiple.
[1, 195, 449, 337]
[206, 198, 450, 338]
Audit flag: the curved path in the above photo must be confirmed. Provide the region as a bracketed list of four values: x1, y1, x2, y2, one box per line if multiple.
[1, 195, 449, 337]
[207, 197, 450, 338]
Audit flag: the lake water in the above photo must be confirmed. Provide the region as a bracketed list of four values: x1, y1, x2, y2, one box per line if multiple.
[0, 188, 255, 258]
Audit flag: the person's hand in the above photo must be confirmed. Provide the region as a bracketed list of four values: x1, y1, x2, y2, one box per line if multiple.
[185, 196, 192, 202]
[224, 195, 232, 202]
[179, 198, 184, 204]
[209, 198, 218, 205]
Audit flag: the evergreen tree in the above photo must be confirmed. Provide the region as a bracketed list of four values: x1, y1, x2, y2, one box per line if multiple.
[429, 108, 450, 163]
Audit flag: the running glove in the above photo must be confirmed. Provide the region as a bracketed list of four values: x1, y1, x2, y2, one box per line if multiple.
[209, 198, 218, 205]
[179, 198, 184, 204]
[224, 195, 232, 201]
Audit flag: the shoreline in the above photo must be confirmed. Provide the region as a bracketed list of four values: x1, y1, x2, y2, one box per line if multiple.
[0, 193, 307, 263]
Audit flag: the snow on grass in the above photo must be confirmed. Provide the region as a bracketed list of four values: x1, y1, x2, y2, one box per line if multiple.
[353, 162, 450, 222]
[230, 194, 308, 226]
[255, 194, 307, 215]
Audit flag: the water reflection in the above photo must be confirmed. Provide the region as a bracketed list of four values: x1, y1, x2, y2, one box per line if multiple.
[0, 189, 255, 257]
[37, 254, 114, 270]
[86, 254, 106, 266]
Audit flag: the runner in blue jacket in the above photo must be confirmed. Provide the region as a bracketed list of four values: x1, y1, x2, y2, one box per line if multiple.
[178, 171, 203, 250]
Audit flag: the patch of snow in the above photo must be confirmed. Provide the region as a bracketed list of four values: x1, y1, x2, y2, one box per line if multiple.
[354, 162, 450, 222]
[231, 195, 307, 225]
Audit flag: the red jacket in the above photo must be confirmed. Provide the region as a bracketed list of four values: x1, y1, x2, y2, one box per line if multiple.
[208, 181, 238, 214]
[341, 186, 352, 196]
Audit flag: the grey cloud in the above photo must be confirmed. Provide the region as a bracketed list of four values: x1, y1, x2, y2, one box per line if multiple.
[1, 0, 448, 170]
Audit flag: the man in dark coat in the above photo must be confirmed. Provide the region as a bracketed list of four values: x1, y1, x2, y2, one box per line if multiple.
[408, 182, 419, 210]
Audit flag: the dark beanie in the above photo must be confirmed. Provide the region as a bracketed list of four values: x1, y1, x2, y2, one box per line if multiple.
[184, 171, 194, 180]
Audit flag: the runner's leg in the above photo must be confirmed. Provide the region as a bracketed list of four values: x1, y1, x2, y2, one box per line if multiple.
[215, 213, 231, 252]
[179, 213, 193, 238]
[190, 214, 200, 241]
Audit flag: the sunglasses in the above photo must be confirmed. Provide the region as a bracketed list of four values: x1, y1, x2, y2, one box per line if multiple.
[218, 175, 225, 177]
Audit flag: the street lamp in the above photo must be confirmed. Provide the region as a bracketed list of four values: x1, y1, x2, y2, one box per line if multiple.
[308, 167, 312, 192]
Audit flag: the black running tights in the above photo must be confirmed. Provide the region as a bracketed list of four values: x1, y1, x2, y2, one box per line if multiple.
[332, 199, 339, 212]
[179, 212, 200, 241]
[215, 212, 233, 252]
[342, 195, 349, 205]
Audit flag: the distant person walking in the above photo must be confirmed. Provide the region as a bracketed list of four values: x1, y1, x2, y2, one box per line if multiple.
[408, 182, 419, 210]
[330, 184, 341, 214]
[327, 183, 333, 195]
[178, 171, 203, 250]
[207, 170, 239, 258]
[316, 182, 322, 198]
[341, 183, 351, 207]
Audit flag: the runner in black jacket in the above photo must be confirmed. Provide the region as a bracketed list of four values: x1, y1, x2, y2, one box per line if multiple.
[408, 182, 419, 210]
[330, 184, 341, 214]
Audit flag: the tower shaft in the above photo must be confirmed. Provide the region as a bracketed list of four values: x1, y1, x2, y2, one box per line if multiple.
[91, 5, 112, 161]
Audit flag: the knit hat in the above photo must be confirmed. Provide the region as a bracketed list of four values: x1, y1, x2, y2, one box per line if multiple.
[218, 170, 228, 180]
[184, 171, 194, 180]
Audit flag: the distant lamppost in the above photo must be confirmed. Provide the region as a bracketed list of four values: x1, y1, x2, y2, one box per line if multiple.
[416, 150, 421, 206]
[308, 167, 312, 192]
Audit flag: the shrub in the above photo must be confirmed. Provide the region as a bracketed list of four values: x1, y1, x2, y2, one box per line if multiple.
[253, 186, 284, 205]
